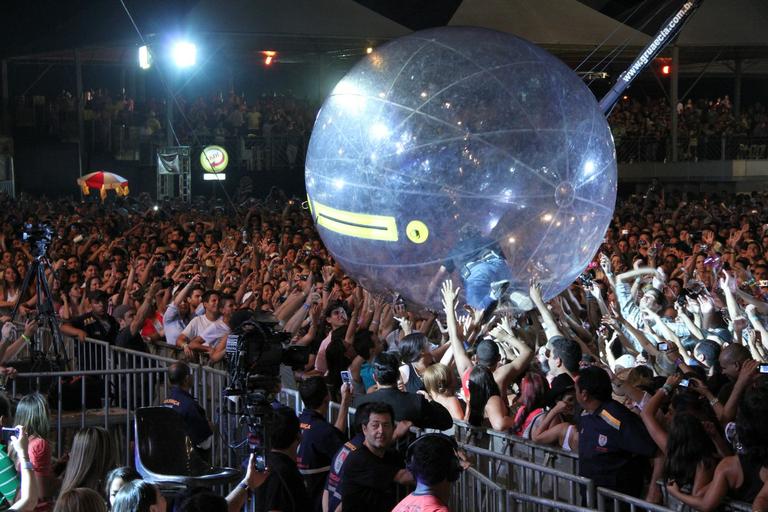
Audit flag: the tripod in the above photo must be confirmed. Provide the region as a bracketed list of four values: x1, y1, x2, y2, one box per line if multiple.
[11, 253, 69, 372]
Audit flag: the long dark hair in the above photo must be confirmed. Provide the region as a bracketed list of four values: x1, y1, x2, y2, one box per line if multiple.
[736, 377, 768, 467]
[399, 333, 428, 364]
[511, 372, 549, 434]
[112, 480, 160, 512]
[663, 412, 718, 487]
[467, 366, 500, 427]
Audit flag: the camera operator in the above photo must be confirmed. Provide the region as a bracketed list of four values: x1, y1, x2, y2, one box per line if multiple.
[254, 407, 310, 512]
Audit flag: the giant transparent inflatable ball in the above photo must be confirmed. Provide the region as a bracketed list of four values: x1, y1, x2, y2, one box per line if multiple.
[305, 27, 616, 310]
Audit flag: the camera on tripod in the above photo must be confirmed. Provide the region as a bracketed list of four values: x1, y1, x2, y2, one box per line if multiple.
[11, 222, 69, 375]
[224, 310, 308, 470]
[21, 223, 54, 259]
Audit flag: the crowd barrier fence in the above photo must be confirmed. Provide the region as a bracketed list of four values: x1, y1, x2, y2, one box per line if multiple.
[451, 467, 507, 512]
[8, 333, 234, 470]
[596, 487, 675, 512]
[459, 443, 594, 509]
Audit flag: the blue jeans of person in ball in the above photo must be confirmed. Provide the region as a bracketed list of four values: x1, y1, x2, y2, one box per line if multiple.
[462, 256, 512, 310]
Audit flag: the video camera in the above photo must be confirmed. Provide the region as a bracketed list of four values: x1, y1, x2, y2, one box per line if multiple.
[224, 311, 307, 395]
[21, 223, 54, 259]
[224, 310, 308, 471]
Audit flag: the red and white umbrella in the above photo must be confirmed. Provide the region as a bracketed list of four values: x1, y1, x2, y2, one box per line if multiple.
[77, 171, 129, 200]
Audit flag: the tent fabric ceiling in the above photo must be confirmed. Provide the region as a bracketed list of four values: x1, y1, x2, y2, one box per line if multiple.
[448, 0, 650, 47]
[183, 0, 411, 41]
[676, 0, 768, 47]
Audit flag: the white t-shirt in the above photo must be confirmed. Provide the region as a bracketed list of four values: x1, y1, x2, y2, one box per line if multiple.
[199, 319, 230, 348]
[181, 315, 217, 341]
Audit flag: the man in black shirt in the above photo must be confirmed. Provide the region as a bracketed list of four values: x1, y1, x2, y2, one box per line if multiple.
[114, 280, 162, 353]
[256, 407, 310, 512]
[60, 291, 120, 370]
[340, 402, 413, 512]
[353, 352, 453, 431]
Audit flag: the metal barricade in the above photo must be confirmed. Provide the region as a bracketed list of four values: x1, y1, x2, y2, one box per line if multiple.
[10, 367, 168, 463]
[597, 487, 675, 512]
[460, 443, 595, 509]
[487, 428, 580, 475]
[507, 491, 594, 512]
[723, 500, 753, 512]
[278, 388, 303, 417]
[451, 467, 507, 512]
[326, 401, 357, 437]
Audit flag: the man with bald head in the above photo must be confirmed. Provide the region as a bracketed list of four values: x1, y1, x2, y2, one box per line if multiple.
[717, 344, 752, 402]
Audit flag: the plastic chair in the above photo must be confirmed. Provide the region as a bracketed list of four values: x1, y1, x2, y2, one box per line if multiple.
[134, 406, 241, 487]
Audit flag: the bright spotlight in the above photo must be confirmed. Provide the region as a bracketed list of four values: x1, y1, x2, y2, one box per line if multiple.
[366, 47, 374, 54]
[138, 45, 152, 70]
[262, 50, 276, 66]
[172, 41, 197, 68]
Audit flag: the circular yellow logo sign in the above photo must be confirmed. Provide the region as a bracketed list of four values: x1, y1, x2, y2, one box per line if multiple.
[200, 146, 229, 172]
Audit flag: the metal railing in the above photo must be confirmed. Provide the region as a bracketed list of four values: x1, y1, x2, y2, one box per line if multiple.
[10, 367, 167, 462]
[7, 333, 233, 469]
[486, 426, 580, 475]
[615, 135, 768, 163]
[597, 487, 675, 512]
[460, 443, 595, 509]
[451, 467, 507, 512]
[507, 491, 594, 512]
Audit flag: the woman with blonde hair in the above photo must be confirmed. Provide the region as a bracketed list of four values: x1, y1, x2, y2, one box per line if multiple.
[422, 363, 464, 421]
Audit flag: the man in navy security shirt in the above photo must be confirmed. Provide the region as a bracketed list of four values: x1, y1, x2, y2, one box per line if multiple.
[163, 361, 213, 454]
[296, 376, 352, 511]
[575, 366, 657, 498]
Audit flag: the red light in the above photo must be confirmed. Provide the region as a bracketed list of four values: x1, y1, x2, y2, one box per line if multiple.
[661, 65, 671, 75]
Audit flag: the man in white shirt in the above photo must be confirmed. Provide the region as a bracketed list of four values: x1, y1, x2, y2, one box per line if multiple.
[198, 294, 235, 350]
[176, 290, 219, 358]
[163, 278, 204, 345]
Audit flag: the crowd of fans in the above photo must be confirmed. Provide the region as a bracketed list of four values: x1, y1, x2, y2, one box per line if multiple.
[16, 89, 316, 170]
[1, 182, 768, 510]
[609, 96, 768, 161]
[16, 88, 768, 164]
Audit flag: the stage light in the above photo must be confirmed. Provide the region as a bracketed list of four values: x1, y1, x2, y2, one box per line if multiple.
[262, 50, 276, 66]
[172, 41, 197, 68]
[138, 45, 152, 70]
[366, 47, 374, 54]
[661, 64, 671, 75]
